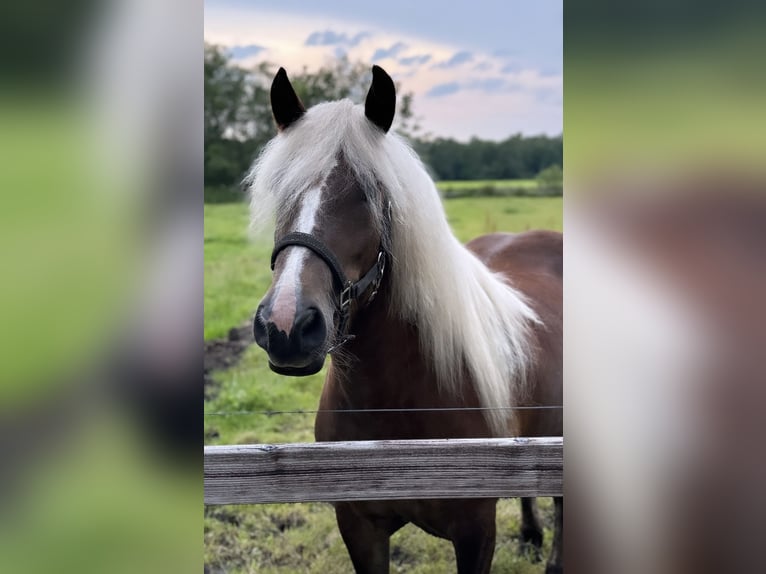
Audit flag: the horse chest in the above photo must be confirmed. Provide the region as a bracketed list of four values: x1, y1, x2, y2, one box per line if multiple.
[314, 366, 493, 442]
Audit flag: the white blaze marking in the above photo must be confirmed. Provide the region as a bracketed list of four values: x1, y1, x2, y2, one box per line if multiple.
[269, 186, 322, 333]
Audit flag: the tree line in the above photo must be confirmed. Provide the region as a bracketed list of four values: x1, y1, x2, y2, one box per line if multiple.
[205, 43, 561, 190]
[415, 135, 561, 181]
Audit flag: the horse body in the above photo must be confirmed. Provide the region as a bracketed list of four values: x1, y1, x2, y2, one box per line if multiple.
[315, 231, 562, 574]
[316, 230, 562, 441]
[251, 65, 562, 573]
[467, 231, 563, 438]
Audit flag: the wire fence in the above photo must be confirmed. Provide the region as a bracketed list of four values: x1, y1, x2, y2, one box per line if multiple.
[204, 405, 563, 417]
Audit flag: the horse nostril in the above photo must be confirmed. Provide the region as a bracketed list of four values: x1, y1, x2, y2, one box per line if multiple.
[294, 307, 326, 352]
[253, 305, 269, 349]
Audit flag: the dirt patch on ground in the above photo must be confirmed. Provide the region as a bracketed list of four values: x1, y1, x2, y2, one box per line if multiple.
[204, 323, 255, 400]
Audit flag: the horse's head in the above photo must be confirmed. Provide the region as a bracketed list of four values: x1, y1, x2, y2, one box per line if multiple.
[252, 66, 396, 376]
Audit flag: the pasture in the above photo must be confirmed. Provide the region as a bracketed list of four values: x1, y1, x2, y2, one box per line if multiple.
[204, 192, 562, 573]
[435, 179, 541, 198]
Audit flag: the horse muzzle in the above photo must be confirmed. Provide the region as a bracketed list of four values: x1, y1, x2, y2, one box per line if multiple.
[253, 303, 329, 376]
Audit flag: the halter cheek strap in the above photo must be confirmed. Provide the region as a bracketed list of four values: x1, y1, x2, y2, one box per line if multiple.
[270, 232, 387, 351]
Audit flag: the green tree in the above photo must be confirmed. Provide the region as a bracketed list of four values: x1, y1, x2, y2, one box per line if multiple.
[535, 164, 563, 195]
[415, 134, 562, 181]
[204, 44, 273, 188]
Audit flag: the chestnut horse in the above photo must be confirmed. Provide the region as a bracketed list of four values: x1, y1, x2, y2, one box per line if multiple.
[250, 65, 562, 574]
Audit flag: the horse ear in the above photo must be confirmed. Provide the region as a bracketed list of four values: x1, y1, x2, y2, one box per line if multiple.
[364, 65, 396, 133]
[271, 67, 306, 131]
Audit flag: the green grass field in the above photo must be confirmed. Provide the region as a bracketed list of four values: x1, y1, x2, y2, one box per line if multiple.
[204, 203, 271, 341]
[436, 179, 537, 191]
[436, 179, 538, 190]
[204, 193, 562, 573]
[435, 179, 547, 199]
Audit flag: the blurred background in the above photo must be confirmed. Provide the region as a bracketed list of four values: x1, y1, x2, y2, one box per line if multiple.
[565, 1, 766, 573]
[0, 0, 202, 573]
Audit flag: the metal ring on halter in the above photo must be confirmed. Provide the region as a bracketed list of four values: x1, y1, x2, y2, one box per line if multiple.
[367, 251, 386, 303]
[339, 281, 353, 312]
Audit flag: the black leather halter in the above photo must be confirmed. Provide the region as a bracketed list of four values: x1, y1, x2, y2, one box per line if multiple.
[270, 232, 387, 352]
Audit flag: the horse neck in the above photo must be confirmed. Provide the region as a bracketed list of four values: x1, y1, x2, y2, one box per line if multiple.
[331, 276, 479, 411]
[323, 276, 493, 440]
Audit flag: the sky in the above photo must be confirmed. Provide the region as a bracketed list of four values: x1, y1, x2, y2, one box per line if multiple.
[204, 0, 562, 141]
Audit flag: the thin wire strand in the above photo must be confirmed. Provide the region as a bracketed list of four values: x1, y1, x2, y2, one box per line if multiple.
[204, 405, 563, 417]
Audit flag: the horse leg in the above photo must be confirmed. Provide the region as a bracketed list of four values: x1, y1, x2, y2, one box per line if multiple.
[451, 500, 497, 574]
[545, 496, 563, 574]
[335, 502, 404, 574]
[520, 497, 544, 561]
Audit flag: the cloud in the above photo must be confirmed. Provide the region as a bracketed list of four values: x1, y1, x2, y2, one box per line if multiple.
[304, 30, 370, 47]
[398, 54, 432, 67]
[473, 61, 493, 72]
[504, 82, 526, 92]
[371, 42, 408, 62]
[535, 87, 562, 105]
[500, 62, 524, 74]
[426, 76, 534, 98]
[492, 49, 515, 58]
[426, 82, 462, 98]
[473, 77, 506, 93]
[432, 50, 474, 69]
[227, 44, 266, 60]
[539, 67, 562, 78]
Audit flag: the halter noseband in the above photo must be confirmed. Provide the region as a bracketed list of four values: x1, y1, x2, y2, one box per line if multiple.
[270, 232, 387, 353]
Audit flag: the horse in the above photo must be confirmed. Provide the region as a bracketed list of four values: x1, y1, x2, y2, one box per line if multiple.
[249, 65, 563, 574]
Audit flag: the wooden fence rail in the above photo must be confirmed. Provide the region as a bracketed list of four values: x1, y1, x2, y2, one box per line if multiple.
[204, 437, 562, 505]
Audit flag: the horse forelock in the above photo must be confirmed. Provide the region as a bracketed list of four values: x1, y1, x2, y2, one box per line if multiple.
[247, 101, 388, 234]
[247, 99, 539, 436]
